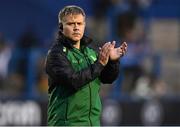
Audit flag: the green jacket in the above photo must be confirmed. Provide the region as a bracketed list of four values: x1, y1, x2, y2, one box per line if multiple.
[46, 34, 119, 126]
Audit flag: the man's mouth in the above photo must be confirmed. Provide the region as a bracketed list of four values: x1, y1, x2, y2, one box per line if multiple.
[73, 33, 80, 36]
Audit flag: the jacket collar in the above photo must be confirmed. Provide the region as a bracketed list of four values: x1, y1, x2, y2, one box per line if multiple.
[57, 32, 93, 49]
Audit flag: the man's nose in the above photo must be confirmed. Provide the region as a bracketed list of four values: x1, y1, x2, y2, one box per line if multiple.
[73, 24, 79, 30]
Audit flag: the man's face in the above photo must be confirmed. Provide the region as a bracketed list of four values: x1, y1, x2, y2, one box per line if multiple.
[62, 14, 85, 42]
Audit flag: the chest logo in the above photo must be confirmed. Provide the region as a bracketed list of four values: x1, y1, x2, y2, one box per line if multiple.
[90, 55, 97, 62]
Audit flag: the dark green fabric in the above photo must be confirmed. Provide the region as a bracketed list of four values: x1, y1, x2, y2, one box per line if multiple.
[48, 46, 101, 126]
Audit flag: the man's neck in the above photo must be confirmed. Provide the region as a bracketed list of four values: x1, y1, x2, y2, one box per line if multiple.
[73, 41, 80, 49]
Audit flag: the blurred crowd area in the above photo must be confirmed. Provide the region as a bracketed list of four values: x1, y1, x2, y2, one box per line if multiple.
[0, 0, 179, 101]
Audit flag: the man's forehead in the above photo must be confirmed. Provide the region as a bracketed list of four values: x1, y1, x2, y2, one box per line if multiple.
[63, 14, 85, 22]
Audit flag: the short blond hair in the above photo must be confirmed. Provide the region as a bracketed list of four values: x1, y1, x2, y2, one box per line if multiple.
[58, 5, 86, 23]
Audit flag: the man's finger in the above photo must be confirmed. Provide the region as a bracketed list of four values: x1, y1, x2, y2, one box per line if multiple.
[122, 42, 127, 47]
[111, 41, 116, 49]
[101, 42, 111, 54]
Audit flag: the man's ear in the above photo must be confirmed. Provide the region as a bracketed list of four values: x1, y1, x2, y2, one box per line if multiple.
[59, 23, 63, 31]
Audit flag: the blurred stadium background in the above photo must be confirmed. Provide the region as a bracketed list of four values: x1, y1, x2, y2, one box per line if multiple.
[0, 0, 179, 126]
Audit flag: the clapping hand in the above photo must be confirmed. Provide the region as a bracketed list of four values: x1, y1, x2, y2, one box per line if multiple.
[109, 41, 127, 61]
[98, 42, 111, 66]
[98, 41, 127, 66]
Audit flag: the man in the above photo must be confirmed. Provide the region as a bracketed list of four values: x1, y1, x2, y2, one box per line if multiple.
[45, 5, 127, 126]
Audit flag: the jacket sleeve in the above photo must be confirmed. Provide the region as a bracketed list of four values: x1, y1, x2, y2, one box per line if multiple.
[45, 49, 104, 91]
[99, 60, 120, 84]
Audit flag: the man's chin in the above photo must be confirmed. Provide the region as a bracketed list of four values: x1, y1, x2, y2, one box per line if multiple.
[67, 36, 81, 44]
[71, 38, 81, 42]
[70, 39, 80, 44]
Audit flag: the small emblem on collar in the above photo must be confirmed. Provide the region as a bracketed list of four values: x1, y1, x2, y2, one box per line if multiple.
[63, 47, 67, 52]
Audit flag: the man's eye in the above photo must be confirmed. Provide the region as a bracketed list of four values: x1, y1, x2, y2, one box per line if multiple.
[78, 23, 82, 25]
[67, 23, 74, 25]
